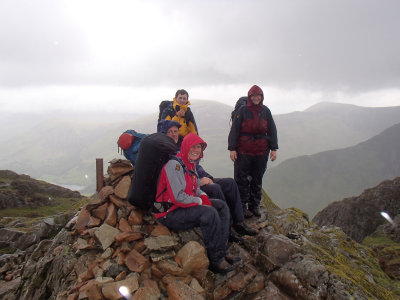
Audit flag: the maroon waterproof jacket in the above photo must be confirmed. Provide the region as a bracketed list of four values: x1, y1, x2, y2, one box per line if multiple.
[228, 85, 278, 156]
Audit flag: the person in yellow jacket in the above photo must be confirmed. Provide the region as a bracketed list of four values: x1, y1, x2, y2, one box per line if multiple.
[160, 89, 198, 146]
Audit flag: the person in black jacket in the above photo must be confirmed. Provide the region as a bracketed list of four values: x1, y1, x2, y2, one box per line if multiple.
[228, 85, 278, 218]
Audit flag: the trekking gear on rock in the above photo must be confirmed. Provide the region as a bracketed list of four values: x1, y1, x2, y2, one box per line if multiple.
[209, 259, 235, 274]
[249, 206, 261, 217]
[127, 133, 178, 211]
[225, 253, 242, 264]
[117, 130, 148, 165]
[233, 222, 258, 236]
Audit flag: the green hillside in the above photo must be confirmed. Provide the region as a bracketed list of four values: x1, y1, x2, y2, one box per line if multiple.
[264, 122, 400, 217]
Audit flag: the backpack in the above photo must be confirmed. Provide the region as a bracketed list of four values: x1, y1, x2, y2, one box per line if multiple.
[230, 96, 248, 123]
[117, 130, 148, 165]
[127, 133, 178, 211]
[158, 100, 173, 123]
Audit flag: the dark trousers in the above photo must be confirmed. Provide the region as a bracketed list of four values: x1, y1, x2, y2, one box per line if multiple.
[200, 178, 244, 223]
[234, 153, 269, 210]
[157, 199, 230, 264]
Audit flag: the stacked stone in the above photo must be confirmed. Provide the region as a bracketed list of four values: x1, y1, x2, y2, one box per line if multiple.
[66, 159, 267, 300]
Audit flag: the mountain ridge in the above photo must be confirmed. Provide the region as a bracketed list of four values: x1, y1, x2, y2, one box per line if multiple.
[264, 122, 400, 217]
[0, 101, 399, 197]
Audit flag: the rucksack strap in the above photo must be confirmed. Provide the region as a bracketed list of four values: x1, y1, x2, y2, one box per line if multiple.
[170, 156, 197, 177]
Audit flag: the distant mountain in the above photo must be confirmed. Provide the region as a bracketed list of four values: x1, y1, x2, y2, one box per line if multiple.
[0, 101, 399, 195]
[263, 123, 400, 217]
[274, 102, 400, 164]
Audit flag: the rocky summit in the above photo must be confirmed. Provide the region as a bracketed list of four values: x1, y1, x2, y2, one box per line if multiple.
[313, 177, 400, 243]
[0, 160, 399, 299]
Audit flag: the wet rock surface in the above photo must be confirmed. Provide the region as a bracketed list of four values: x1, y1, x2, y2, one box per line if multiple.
[0, 162, 399, 299]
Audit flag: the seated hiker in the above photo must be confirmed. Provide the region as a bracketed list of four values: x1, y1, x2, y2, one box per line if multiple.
[157, 120, 258, 242]
[157, 120, 181, 150]
[160, 89, 198, 145]
[153, 133, 237, 273]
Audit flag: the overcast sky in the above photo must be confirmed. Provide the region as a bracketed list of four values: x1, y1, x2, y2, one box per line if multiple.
[0, 0, 399, 115]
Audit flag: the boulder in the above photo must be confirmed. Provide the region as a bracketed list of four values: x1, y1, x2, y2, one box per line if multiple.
[175, 241, 209, 274]
[102, 273, 139, 300]
[166, 278, 205, 300]
[144, 235, 178, 251]
[114, 176, 131, 199]
[124, 249, 150, 272]
[94, 223, 120, 250]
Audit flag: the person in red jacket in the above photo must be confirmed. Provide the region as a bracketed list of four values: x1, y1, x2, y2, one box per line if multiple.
[153, 133, 237, 273]
[228, 85, 278, 218]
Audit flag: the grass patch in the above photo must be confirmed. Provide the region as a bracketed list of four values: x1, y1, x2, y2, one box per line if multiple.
[0, 246, 11, 254]
[306, 228, 400, 299]
[363, 235, 399, 247]
[0, 196, 87, 219]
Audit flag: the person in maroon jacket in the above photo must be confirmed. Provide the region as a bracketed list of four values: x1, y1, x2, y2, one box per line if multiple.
[228, 85, 278, 218]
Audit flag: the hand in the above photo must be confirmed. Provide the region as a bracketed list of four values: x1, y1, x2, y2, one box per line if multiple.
[270, 150, 277, 162]
[176, 109, 185, 117]
[230, 150, 237, 162]
[200, 177, 213, 186]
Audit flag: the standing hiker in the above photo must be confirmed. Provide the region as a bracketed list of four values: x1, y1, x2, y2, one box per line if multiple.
[228, 85, 278, 218]
[160, 89, 198, 146]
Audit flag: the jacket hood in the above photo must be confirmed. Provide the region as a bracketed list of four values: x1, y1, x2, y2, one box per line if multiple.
[247, 85, 264, 108]
[173, 98, 191, 112]
[177, 133, 207, 169]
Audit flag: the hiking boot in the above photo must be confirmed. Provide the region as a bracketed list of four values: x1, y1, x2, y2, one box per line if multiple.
[229, 228, 244, 244]
[243, 208, 254, 218]
[249, 206, 261, 217]
[210, 259, 235, 274]
[234, 222, 258, 236]
[225, 253, 241, 264]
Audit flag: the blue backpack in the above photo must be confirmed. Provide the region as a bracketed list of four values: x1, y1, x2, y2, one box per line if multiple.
[117, 130, 148, 165]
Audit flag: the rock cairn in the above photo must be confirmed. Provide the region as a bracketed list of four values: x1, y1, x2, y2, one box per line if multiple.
[64, 159, 270, 300]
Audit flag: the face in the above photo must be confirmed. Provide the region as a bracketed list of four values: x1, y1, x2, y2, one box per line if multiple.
[250, 94, 262, 105]
[188, 144, 202, 161]
[176, 93, 188, 106]
[166, 126, 179, 144]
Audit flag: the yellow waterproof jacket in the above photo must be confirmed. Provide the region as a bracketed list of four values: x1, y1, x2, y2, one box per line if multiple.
[162, 98, 198, 137]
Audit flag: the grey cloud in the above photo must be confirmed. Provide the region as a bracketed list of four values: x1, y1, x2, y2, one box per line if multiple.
[0, 0, 399, 91]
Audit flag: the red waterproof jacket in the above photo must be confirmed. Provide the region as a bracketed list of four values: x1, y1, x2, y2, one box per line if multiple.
[154, 133, 209, 218]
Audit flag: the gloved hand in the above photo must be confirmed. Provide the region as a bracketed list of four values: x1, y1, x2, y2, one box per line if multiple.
[200, 195, 212, 206]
